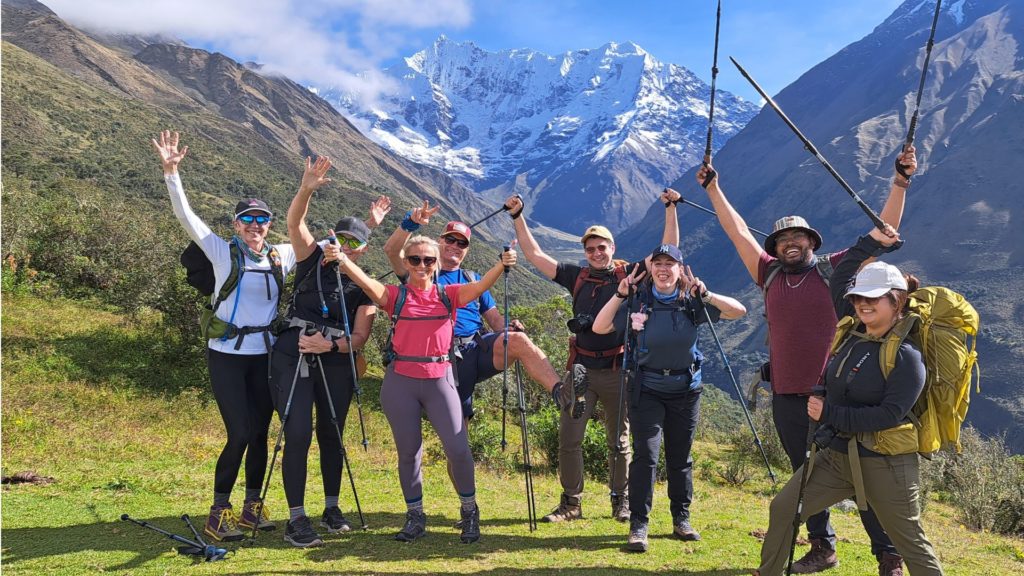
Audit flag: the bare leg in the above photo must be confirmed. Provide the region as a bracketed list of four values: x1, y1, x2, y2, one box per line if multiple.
[492, 331, 560, 391]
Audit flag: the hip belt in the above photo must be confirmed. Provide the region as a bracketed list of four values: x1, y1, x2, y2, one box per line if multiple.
[284, 316, 347, 339]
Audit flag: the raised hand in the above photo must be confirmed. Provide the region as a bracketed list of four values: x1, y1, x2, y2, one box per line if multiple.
[869, 223, 902, 247]
[300, 156, 332, 193]
[660, 187, 681, 205]
[680, 265, 707, 298]
[504, 195, 524, 218]
[696, 162, 718, 189]
[622, 266, 647, 295]
[368, 195, 392, 228]
[499, 248, 518, 268]
[151, 130, 189, 173]
[323, 229, 343, 263]
[895, 144, 917, 180]
[411, 200, 440, 226]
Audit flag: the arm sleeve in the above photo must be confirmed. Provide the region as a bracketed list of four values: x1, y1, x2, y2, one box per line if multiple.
[553, 263, 582, 293]
[822, 343, 926, 434]
[830, 236, 899, 318]
[165, 173, 228, 263]
[478, 288, 497, 313]
[383, 284, 399, 316]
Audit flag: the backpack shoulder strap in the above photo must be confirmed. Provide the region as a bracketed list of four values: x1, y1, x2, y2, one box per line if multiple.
[437, 283, 454, 318]
[572, 266, 591, 300]
[879, 314, 920, 378]
[814, 254, 834, 287]
[762, 260, 783, 302]
[267, 245, 285, 297]
[214, 240, 244, 310]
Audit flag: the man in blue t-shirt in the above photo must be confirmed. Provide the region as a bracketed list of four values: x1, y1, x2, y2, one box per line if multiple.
[384, 213, 569, 421]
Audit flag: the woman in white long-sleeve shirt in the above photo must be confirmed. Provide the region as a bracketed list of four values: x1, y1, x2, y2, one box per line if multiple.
[153, 131, 296, 542]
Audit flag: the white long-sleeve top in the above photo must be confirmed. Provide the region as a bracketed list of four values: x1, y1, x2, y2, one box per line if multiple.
[165, 173, 296, 354]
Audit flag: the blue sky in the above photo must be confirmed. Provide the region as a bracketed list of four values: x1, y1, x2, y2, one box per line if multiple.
[48, 0, 904, 104]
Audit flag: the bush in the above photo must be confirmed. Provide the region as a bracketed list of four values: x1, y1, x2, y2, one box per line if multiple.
[725, 396, 790, 481]
[531, 404, 619, 482]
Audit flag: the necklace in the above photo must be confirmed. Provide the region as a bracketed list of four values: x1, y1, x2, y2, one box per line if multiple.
[785, 269, 813, 289]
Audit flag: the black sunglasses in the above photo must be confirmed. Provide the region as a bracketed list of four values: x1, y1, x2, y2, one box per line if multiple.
[442, 235, 469, 249]
[237, 214, 271, 225]
[406, 255, 437, 267]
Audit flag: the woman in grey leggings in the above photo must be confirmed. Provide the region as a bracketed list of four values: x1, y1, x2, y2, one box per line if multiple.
[334, 231, 517, 544]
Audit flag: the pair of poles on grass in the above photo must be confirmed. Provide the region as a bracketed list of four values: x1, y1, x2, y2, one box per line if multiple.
[121, 513, 227, 562]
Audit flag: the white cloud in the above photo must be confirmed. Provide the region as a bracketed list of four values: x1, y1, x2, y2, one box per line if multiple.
[44, 0, 472, 101]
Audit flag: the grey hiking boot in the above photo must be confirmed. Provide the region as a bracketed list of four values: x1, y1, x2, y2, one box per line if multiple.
[459, 505, 480, 544]
[552, 364, 588, 419]
[204, 504, 244, 542]
[542, 494, 582, 523]
[394, 509, 427, 542]
[283, 515, 324, 548]
[672, 518, 701, 541]
[791, 538, 839, 574]
[320, 506, 352, 534]
[878, 552, 904, 576]
[626, 519, 649, 553]
[611, 495, 630, 522]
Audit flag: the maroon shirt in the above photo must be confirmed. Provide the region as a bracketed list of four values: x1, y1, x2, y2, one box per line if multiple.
[757, 249, 848, 395]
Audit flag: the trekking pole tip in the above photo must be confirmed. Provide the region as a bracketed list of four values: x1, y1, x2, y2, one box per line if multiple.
[120, 513, 130, 521]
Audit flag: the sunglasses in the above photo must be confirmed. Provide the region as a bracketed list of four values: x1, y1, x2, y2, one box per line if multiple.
[237, 214, 271, 225]
[406, 255, 437, 267]
[442, 235, 470, 249]
[335, 236, 366, 250]
[585, 244, 610, 254]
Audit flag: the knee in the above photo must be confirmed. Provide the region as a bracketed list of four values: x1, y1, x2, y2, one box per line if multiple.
[506, 332, 535, 357]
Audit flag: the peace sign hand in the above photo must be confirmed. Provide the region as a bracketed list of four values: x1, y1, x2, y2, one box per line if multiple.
[411, 200, 440, 226]
[617, 266, 647, 296]
[151, 130, 189, 173]
[680, 265, 707, 299]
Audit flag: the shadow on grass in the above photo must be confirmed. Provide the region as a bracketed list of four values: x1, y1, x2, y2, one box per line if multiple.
[1, 511, 750, 575]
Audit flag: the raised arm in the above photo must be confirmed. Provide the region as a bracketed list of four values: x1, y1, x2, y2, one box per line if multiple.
[457, 249, 517, 304]
[830, 226, 902, 319]
[332, 239, 388, 306]
[696, 162, 763, 282]
[877, 145, 917, 232]
[593, 267, 646, 334]
[288, 156, 333, 262]
[382, 201, 440, 277]
[152, 130, 219, 249]
[660, 188, 681, 246]
[366, 195, 392, 232]
[504, 195, 558, 279]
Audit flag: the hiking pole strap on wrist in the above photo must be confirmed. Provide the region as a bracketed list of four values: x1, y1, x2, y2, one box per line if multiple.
[701, 165, 717, 189]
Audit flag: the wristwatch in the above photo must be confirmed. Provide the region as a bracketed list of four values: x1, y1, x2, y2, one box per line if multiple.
[330, 339, 339, 353]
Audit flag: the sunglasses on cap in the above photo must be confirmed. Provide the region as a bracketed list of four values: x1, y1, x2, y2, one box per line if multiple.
[406, 255, 437, 267]
[237, 214, 271, 225]
[335, 236, 366, 250]
[442, 235, 469, 249]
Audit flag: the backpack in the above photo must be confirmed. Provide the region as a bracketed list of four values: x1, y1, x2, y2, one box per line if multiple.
[182, 240, 285, 341]
[571, 259, 630, 306]
[830, 286, 981, 455]
[383, 284, 457, 382]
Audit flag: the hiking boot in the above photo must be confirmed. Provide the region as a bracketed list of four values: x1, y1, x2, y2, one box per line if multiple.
[553, 364, 588, 419]
[394, 509, 427, 542]
[791, 539, 839, 574]
[626, 519, 649, 553]
[542, 494, 582, 523]
[283, 515, 324, 548]
[673, 518, 701, 541]
[238, 498, 275, 531]
[878, 552, 905, 576]
[459, 505, 481, 544]
[320, 506, 352, 534]
[204, 504, 244, 542]
[611, 495, 630, 522]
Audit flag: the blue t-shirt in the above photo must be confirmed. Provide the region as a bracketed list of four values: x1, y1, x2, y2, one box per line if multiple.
[436, 268, 496, 337]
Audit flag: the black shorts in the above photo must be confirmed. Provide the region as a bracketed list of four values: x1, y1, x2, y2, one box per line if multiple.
[455, 331, 501, 420]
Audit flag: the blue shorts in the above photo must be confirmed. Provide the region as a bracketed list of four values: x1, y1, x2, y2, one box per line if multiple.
[455, 331, 502, 420]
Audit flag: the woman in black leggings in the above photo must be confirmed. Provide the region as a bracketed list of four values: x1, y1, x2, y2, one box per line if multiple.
[153, 131, 297, 541]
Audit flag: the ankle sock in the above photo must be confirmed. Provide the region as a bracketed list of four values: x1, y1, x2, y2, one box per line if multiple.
[406, 498, 424, 513]
[459, 493, 477, 513]
[324, 495, 339, 509]
[213, 492, 230, 507]
[289, 506, 306, 522]
[245, 488, 261, 502]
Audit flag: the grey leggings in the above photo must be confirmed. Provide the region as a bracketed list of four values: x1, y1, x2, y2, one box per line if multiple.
[380, 365, 475, 505]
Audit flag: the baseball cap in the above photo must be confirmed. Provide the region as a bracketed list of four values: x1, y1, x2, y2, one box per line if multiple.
[650, 244, 683, 263]
[234, 198, 273, 219]
[334, 217, 370, 244]
[763, 215, 822, 257]
[441, 221, 472, 242]
[845, 262, 908, 299]
[581, 225, 614, 244]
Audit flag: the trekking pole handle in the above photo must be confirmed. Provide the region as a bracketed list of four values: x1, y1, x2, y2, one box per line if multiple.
[502, 239, 518, 273]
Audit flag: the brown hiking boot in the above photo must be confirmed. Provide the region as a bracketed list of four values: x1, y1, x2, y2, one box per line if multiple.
[791, 539, 839, 574]
[542, 494, 582, 523]
[611, 495, 630, 522]
[878, 552, 904, 576]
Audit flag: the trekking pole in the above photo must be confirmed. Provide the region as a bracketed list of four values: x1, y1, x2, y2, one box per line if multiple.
[905, 0, 942, 150]
[310, 331, 368, 530]
[121, 514, 226, 561]
[250, 349, 304, 541]
[678, 198, 769, 239]
[328, 235, 369, 451]
[608, 284, 635, 510]
[514, 360, 538, 531]
[785, 385, 828, 576]
[468, 195, 519, 229]
[704, 0, 722, 167]
[730, 57, 900, 244]
[181, 514, 227, 561]
[500, 241, 517, 451]
[701, 306, 777, 484]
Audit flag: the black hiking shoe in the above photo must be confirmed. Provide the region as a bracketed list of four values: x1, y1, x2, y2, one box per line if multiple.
[626, 519, 649, 553]
[459, 505, 480, 544]
[283, 515, 324, 548]
[672, 518, 701, 541]
[320, 506, 352, 534]
[394, 509, 427, 542]
[553, 364, 588, 419]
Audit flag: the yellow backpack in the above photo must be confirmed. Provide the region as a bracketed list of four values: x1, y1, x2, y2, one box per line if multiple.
[830, 286, 981, 455]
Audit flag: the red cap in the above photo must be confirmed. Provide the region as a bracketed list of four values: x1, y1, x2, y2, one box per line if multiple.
[441, 221, 472, 242]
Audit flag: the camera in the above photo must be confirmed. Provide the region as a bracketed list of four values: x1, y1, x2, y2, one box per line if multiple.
[566, 314, 594, 334]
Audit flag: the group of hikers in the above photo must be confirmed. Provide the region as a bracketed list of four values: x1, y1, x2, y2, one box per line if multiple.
[155, 127, 947, 575]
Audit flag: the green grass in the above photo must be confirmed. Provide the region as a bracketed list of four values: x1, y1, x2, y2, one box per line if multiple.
[2, 293, 1022, 575]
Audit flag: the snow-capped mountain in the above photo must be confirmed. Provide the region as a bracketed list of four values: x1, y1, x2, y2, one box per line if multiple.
[319, 36, 759, 233]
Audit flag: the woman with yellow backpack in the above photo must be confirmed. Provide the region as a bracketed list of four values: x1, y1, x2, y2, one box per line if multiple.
[754, 225, 944, 576]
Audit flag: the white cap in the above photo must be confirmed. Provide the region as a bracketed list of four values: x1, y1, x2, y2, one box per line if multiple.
[844, 262, 908, 298]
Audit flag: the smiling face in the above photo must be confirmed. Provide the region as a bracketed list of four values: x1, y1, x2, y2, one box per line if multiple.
[439, 233, 469, 270]
[774, 230, 815, 268]
[232, 211, 271, 250]
[851, 293, 898, 335]
[402, 239, 440, 285]
[339, 233, 369, 262]
[583, 237, 615, 269]
[651, 254, 680, 292]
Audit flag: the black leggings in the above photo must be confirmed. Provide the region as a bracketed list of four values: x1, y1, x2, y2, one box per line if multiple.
[207, 349, 274, 497]
[271, 350, 354, 509]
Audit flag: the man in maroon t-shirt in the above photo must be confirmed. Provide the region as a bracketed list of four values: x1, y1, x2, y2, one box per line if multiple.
[696, 146, 915, 575]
